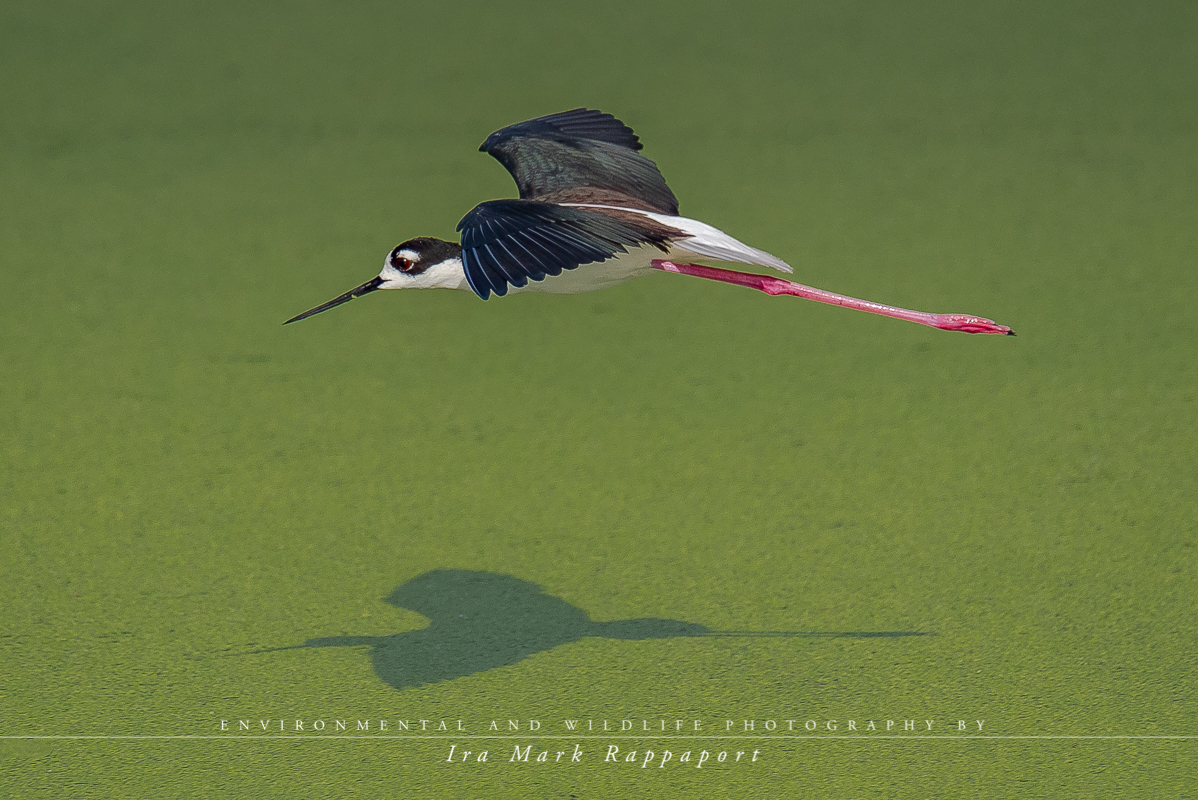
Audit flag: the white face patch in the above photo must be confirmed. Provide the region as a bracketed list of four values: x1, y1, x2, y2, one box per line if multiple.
[378, 249, 422, 284]
[382, 248, 422, 276]
[377, 257, 469, 292]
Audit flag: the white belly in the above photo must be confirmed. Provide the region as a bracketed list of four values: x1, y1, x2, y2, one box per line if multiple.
[507, 245, 665, 294]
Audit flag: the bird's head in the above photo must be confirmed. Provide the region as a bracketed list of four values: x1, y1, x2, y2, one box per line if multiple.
[284, 237, 464, 324]
[377, 237, 464, 290]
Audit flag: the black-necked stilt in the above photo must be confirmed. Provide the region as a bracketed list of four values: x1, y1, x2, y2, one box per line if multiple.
[285, 108, 1012, 334]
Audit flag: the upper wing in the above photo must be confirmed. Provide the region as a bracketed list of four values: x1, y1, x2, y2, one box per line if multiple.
[479, 108, 680, 215]
[456, 199, 678, 299]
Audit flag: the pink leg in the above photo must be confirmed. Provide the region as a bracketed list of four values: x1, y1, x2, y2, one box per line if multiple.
[651, 261, 1013, 335]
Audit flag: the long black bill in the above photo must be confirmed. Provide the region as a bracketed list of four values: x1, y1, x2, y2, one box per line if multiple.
[283, 276, 385, 324]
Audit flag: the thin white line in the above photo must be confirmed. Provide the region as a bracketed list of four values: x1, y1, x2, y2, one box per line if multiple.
[2, 735, 1195, 740]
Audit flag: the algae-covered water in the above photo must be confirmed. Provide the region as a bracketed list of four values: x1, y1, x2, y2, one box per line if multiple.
[2, 1, 1195, 795]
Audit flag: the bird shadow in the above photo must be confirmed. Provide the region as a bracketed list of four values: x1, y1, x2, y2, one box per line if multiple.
[250, 569, 930, 691]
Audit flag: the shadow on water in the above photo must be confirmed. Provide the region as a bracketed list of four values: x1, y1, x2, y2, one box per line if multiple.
[253, 570, 930, 690]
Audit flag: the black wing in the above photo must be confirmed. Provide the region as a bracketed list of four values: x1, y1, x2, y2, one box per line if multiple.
[456, 200, 675, 299]
[479, 108, 679, 215]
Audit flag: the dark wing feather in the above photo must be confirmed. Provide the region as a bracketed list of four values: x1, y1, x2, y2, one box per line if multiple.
[479, 108, 679, 215]
[456, 200, 675, 299]
[483, 108, 644, 150]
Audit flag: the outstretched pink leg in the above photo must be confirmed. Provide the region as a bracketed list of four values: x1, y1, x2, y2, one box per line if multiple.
[651, 260, 1013, 335]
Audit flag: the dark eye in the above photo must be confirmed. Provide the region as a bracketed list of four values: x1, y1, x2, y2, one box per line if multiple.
[389, 250, 412, 272]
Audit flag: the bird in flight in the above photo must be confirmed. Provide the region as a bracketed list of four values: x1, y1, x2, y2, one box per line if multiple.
[285, 108, 1012, 334]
